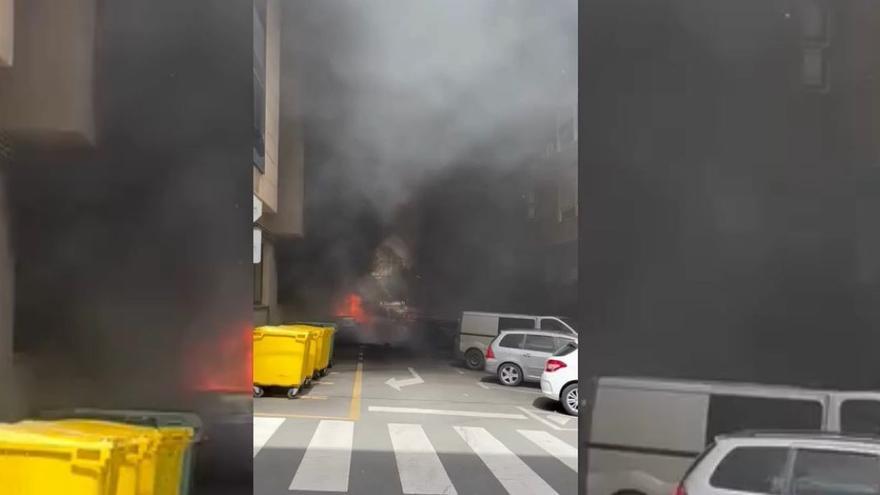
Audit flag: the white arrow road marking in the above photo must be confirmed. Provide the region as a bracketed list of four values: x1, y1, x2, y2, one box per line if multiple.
[518, 430, 578, 471]
[385, 367, 424, 391]
[253, 416, 284, 458]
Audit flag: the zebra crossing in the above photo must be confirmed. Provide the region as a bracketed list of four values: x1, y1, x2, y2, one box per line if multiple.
[254, 416, 577, 495]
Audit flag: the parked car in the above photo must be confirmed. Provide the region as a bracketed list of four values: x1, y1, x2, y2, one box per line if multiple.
[455, 311, 578, 370]
[484, 330, 577, 387]
[678, 431, 880, 495]
[541, 341, 579, 416]
[586, 376, 880, 495]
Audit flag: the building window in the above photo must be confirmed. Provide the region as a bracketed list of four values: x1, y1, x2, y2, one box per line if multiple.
[253, 1, 267, 172]
[254, 244, 264, 305]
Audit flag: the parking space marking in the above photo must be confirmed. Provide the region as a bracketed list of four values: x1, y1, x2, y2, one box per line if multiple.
[454, 426, 558, 495]
[289, 420, 354, 492]
[515, 407, 577, 432]
[368, 406, 527, 420]
[388, 423, 458, 495]
[517, 430, 577, 471]
[349, 360, 364, 420]
[253, 416, 285, 458]
[477, 382, 543, 395]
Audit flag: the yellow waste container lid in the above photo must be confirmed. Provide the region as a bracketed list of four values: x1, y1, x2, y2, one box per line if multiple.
[46, 420, 163, 457]
[255, 326, 312, 339]
[13, 420, 156, 464]
[0, 423, 118, 468]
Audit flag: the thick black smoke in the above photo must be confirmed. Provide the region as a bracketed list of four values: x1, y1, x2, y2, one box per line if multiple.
[278, 0, 578, 317]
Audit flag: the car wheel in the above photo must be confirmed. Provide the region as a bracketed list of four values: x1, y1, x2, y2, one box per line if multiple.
[464, 349, 485, 370]
[497, 363, 523, 386]
[561, 383, 578, 416]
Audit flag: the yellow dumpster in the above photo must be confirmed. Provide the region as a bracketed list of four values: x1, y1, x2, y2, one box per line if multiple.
[300, 325, 334, 376]
[0, 422, 139, 495]
[47, 420, 192, 495]
[253, 326, 312, 398]
[281, 325, 324, 382]
[14, 420, 161, 495]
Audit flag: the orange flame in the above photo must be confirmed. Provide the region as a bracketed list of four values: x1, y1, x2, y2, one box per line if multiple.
[187, 323, 252, 393]
[335, 293, 369, 325]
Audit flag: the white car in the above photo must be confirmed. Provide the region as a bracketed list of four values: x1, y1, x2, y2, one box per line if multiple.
[540, 341, 578, 416]
[679, 431, 880, 495]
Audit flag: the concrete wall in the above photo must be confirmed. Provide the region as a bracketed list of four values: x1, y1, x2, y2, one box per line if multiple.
[253, 0, 281, 213]
[257, 239, 279, 323]
[0, 171, 11, 419]
[263, 13, 305, 237]
[0, 0, 12, 67]
[0, 0, 96, 145]
[580, 0, 880, 389]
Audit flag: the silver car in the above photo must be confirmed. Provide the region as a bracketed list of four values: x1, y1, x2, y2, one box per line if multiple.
[484, 330, 577, 386]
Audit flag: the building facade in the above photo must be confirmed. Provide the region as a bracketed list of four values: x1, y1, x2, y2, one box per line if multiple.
[527, 101, 578, 318]
[0, 0, 98, 420]
[253, 0, 306, 326]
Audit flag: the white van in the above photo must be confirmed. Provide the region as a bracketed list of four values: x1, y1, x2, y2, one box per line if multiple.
[586, 376, 880, 495]
[455, 311, 577, 369]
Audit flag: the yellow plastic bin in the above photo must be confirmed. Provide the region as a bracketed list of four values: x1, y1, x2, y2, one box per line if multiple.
[253, 326, 312, 399]
[40, 409, 202, 495]
[18, 420, 164, 495]
[307, 328, 324, 379]
[301, 325, 333, 376]
[41, 419, 194, 495]
[0, 422, 139, 495]
[150, 425, 194, 495]
[281, 325, 327, 379]
[293, 322, 337, 369]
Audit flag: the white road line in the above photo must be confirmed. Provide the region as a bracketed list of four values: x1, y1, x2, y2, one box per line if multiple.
[515, 406, 577, 432]
[517, 430, 578, 472]
[253, 416, 285, 458]
[388, 424, 457, 495]
[289, 420, 354, 492]
[369, 406, 527, 420]
[477, 382, 542, 395]
[455, 369, 465, 375]
[454, 426, 558, 495]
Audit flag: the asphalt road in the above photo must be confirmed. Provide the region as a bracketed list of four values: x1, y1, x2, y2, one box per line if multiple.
[254, 344, 577, 495]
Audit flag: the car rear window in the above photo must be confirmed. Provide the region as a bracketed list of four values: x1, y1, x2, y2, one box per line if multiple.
[710, 446, 789, 494]
[792, 449, 880, 495]
[553, 341, 577, 356]
[498, 333, 524, 349]
[523, 334, 557, 352]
